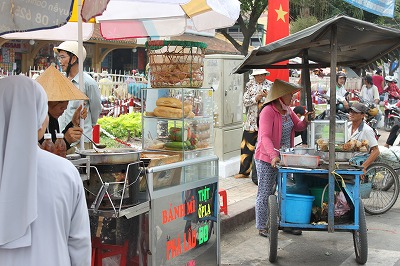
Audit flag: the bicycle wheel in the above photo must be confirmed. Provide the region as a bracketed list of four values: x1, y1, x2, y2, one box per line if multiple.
[362, 163, 400, 215]
[268, 195, 279, 263]
[353, 201, 368, 264]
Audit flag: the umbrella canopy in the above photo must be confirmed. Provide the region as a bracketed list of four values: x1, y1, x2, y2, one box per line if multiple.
[95, 0, 240, 39]
[0, 0, 74, 35]
[0, 0, 240, 40]
[233, 15, 400, 74]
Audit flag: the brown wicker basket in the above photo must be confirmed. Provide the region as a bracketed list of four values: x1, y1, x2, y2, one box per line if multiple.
[146, 40, 207, 88]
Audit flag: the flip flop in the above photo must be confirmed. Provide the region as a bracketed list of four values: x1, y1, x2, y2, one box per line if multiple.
[234, 174, 249, 179]
[259, 229, 269, 238]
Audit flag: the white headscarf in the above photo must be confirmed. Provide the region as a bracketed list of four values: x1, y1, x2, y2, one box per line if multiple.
[0, 76, 48, 247]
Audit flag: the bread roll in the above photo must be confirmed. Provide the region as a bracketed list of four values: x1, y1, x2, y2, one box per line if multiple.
[154, 106, 184, 118]
[187, 111, 195, 118]
[183, 104, 192, 116]
[145, 111, 155, 116]
[156, 97, 182, 108]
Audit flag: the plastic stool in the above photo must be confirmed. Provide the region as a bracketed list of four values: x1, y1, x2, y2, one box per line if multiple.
[91, 237, 129, 266]
[218, 188, 228, 215]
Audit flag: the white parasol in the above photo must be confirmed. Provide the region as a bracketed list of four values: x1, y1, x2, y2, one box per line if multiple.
[0, 0, 241, 149]
[1, 0, 240, 40]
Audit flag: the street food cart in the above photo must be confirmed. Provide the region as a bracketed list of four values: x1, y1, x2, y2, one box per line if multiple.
[68, 40, 220, 265]
[233, 15, 400, 264]
[72, 150, 219, 265]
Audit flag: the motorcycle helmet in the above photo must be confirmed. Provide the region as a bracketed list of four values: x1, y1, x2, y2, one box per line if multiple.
[337, 103, 345, 111]
[53, 41, 87, 61]
[368, 107, 379, 116]
[336, 71, 347, 83]
[385, 75, 396, 83]
[53, 41, 86, 77]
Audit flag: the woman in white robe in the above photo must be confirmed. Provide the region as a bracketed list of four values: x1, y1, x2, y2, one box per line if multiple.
[0, 76, 91, 266]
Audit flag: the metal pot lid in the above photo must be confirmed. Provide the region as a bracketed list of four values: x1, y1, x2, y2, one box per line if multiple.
[78, 148, 140, 156]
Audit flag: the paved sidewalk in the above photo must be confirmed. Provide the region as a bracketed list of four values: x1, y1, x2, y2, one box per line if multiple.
[219, 176, 258, 235]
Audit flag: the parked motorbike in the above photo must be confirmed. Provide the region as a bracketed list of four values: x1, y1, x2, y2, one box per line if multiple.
[315, 92, 349, 120]
[316, 92, 380, 139]
[383, 101, 400, 132]
[353, 92, 381, 140]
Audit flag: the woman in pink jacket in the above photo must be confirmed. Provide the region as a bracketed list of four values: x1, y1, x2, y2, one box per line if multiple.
[255, 79, 314, 237]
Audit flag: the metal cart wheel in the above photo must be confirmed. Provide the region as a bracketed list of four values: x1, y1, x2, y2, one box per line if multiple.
[268, 195, 279, 263]
[362, 162, 400, 215]
[353, 201, 368, 264]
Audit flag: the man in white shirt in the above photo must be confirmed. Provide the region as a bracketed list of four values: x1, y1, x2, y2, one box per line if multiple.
[360, 75, 382, 127]
[54, 41, 102, 150]
[326, 71, 349, 110]
[348, 102, 380, 173]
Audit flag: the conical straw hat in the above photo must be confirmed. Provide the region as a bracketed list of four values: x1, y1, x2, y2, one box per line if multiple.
[264, 79, 301, 104]
[36, 65, 89, 101]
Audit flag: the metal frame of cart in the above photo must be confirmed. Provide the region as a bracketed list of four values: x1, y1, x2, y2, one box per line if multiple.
[268, 167, 367, 264]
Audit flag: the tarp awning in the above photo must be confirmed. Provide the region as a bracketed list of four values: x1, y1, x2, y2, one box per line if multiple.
[234, 15, 400, 73]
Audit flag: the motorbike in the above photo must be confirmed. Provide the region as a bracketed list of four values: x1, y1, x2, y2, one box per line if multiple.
[316, 92, 380, 140]
[353, 92, 381, 140]
[383, 100, 400, 132]
[315, 92, 349, 120]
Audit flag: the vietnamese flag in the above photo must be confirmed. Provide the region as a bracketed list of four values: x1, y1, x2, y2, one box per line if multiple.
[265, 0, 290, 82]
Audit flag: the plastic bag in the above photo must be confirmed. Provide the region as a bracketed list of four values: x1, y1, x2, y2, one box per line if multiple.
[334, 191, 350, 216]
[102, 255, 121, 266]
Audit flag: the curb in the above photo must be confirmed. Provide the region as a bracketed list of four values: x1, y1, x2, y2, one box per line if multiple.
[220, 196, 256, 235]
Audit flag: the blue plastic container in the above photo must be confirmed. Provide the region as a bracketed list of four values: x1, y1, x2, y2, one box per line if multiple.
[285, 194, 315, 223]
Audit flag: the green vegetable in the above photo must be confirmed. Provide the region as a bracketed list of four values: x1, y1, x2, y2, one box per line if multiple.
[165, 141, 187, 150]
[97, 112, 142, 139]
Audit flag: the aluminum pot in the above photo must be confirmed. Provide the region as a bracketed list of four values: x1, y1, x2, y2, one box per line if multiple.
[78, 148, 140, 165]
[335, 151, 355, 162]
[318, 151, 354, 162]
[293, 147, 316, 155]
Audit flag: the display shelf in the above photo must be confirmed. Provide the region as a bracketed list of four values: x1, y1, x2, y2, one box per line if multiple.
[141, 88, 214, 160]
[310, 120, 351, 148]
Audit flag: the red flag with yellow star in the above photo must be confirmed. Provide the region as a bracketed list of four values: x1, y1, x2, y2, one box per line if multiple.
[265, 0, 290, 82]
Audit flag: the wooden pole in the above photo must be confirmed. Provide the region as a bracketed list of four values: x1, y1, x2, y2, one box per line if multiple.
[328, 24, 338, 233]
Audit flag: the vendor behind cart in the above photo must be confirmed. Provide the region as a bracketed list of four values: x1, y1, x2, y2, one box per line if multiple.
[254, 79, 314, 237]
[36, 65, 88, 151]
[348, 102, 380, 174]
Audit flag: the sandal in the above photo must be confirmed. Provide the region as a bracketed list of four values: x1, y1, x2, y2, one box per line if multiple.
[234, 174, 249, 179]
[258, 229, 269, 238]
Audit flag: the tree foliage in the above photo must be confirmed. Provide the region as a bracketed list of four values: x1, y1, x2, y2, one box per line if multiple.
[220, 0, 400, 55]
[219, 0, 268, 55]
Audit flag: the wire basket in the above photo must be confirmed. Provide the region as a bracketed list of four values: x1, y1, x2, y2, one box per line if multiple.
[146, 40, 207, 88]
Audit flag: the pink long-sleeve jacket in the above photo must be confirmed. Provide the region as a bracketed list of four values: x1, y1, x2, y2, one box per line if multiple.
[255, 103, 308, 164]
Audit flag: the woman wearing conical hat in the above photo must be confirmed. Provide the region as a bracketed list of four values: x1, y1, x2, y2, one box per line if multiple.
[36, 65, 89, 151]
[254, 79, 314, 238]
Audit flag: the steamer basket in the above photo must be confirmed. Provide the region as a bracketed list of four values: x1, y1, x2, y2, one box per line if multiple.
[146, 40, 207, 88]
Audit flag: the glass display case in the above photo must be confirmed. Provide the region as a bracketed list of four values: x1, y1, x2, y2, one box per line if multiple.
[141, 88, 214, 160]
[310, 120, 351, 149]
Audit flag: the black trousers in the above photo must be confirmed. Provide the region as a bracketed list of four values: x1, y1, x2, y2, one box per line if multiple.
[295, 129, 308, 145]
[386, 125, 400, 146]
[238, 130, 258, 176]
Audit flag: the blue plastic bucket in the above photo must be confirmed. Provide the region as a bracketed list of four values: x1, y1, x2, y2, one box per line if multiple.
[285, 194, 315, 223]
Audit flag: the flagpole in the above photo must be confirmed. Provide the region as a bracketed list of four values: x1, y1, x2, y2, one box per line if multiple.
[78, 0, 85, 150]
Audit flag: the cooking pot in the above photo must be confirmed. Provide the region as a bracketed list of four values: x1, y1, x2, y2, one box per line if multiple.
[293, 147, 316, 155]
[79, 148, 141, 211]
[78, 148, 140, 165]
[318, 151, 354, 162]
